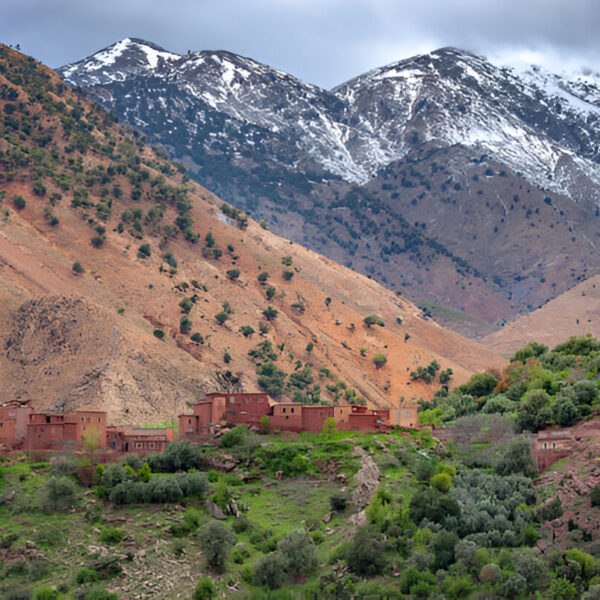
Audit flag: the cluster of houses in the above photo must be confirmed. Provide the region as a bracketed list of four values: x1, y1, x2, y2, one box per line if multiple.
[0, 392, 420, 456]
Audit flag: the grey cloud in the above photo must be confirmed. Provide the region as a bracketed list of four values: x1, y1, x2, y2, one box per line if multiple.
[1, 0, 599, 88]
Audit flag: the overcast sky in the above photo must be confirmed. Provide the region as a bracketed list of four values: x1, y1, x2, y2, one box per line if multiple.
[2, 0, 600, 88]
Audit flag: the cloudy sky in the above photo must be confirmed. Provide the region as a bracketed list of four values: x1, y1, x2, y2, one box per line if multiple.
[2, 0, 599, 87]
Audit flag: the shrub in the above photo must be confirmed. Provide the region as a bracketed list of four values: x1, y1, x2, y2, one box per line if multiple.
[240, 325, 254, 337]
[257, 272, 269, 283]
[99, 527, 124, 545]
[262, 305, 278, 320]
[72, 261, 84, 274]
[495, 436, 537, 478]
[363, 314, 384, 328]
[330, 493, 348, 512]
[179, 297, 193, 313]
[191, 332, 204, 343]
[226, 269, 240, 280]
[31, 588, 58, 600]
[197, 521, 235, 572]
[76, 567, 99, 584]
[591, 483, 600, 507]
[12, 195, 26, 210]
[193, 576, 215, 599]
[43, 476, 77, 512]
[431, 472, 452, 493]
[138, 244, 151, 258]
[215, 311, 229, 325]
[180, 316, 192, 334]
[153, 329, 165, 340]
[372, 353, 387, 369]
[260, 415, 270, 434]
[266, 285, 276, 300]
[252, 551, 288, 589]
[232, 515, 251, 534]
[282, 269, 294, 281]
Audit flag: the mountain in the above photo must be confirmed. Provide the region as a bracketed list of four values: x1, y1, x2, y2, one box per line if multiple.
[58, 40, 600, 330]
[484, 274, 600, 357]
[0, 44, 503, 425]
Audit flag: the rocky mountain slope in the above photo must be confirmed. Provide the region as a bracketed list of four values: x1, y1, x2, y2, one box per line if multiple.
[58, 40, 600, 328]
[0, 44, 502, 425]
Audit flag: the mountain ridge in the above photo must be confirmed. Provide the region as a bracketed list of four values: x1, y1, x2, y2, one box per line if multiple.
[57, 39, 600, 330]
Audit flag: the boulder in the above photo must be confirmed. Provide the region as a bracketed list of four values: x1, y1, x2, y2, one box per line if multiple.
[205, 499, 227, 520]
[351, 447, 380, 511]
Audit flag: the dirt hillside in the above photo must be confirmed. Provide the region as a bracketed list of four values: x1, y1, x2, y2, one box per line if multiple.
[0, 44, 503, 425]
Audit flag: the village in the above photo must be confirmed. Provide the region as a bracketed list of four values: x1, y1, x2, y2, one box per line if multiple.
[0, 392, 420, 456]
[0, 393, 575, 472]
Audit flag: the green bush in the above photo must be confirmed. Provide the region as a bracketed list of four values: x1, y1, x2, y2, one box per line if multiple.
[76, 567, 99, 584]
[226, 269, 240, 280]
[363, 314, 384, 328]
[372, 353, 387, 369]
[153, 329, 165, 340]
[431, 472, 452, 493]
[31, 587, 58, 600]
[72, 261, 84, 274]
[192, 576, 215, 599]
[330, 493, 348, 512]
[99, 527, 124, 545]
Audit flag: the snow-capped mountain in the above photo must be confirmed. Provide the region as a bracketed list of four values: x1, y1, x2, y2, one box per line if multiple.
[60, 40, 600, 203]
[58, 39, 600, 328]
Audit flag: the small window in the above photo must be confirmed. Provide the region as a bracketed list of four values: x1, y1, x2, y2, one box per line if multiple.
[405, 411, 410, 418]
[282, 407, 286, 413]
[552, 442, 556, 450]
[543, 442, 547, 450]
[291, 407, 294, 413]
[98, 417, 101, 423]
[229, 397, 235, 404]
[136, 442, 143, 449]
[81, 417, 84, 422]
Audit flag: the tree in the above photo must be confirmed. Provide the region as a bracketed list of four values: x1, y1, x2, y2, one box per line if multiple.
[72, 261, 84, 275]
[197, 521, 235, 572]
[431, 529, 459, 570]
[282, 270, 294, 281]
[262, 306, 278, 321]
[266, 285, 276, 300]
[552, 397, 580, 427]
[260, 415, 270, 434]
[43, 476, 77, 512]
[258, 321, 270, 335]
[495, 435, 537, 477]
[277, 530, 318, 575]
[372, 353, 387, 369]
[81, 426, 103, 464]
[346, 525, 386, 576]
[591, 483, 600, 507]
[516, 389, 551, 432]
[253, 552, 287, 589]
[363, 314, 385, 328]
[215, 311, 230, 325]
[257, 271, 269, 283]
[191, 332, 204, 343]
[205, 231, 215, 247]
[226, 269, 240, 280]
[321, 417, 337, 436]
